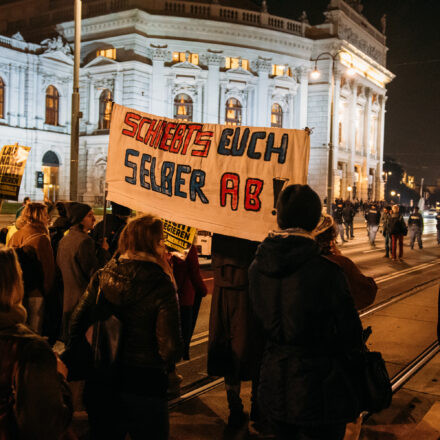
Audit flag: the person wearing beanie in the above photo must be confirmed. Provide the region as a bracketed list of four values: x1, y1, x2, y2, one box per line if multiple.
[57, 203, 110, 341]
[90, 201, 132, 256]
[249, 184, 363, 440]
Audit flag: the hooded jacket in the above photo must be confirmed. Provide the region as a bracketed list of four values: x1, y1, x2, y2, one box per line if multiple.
[249, 234, 363, 425]
[68, 257, 182, 394]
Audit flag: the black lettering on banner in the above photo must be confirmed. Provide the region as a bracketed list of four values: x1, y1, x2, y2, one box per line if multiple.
[175, 164, 191, 198]
[190, 170, 209, 204]
[247, 131, 266, 159]
[217, 128, 234, 155]
[140, 153, 151, 189]
[124, 149, 139, 185]
[264, 133, 288, 164]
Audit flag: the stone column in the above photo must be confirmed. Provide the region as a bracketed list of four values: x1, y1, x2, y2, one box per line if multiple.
[347, 81, 357, 195]
[150, 45, 168, 117]
[376, 95, 387, 199]
[114, 71, 123, 104]
[363, 87, 372, 200]
[205, 51, 222, 123]
[87, 78, 95, 133]
[8, 64, 18, 126]
[18, 66, 26, 127]
[331, 68, 342, 195]
[255, 58, 271, 127]
[294, 66, 308, 129]
[219, 82, 226, 124]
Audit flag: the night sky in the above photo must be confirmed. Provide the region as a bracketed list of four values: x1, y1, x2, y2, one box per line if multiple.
[265, 0, 440, 185]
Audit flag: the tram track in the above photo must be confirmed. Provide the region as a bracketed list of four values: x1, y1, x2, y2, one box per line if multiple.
[170, 276, 440, 409]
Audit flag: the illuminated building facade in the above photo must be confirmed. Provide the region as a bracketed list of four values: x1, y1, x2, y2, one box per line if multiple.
[0, 0, 394, 203]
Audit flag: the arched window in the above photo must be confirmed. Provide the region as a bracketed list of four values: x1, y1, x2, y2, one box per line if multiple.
[45, 85, 59, 126]
[271, 103, 283, 128]
[0, 77, 4, 119]
[174, 94, 193, 121]
[98, 89, 113, 130]
[225, 98, 242, 126]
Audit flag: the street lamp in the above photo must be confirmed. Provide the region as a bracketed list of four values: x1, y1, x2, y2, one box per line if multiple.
[310, 50, 355, 214]
[347, 185, 353, 201]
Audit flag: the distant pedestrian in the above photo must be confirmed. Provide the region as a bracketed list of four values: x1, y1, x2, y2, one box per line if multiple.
[315, 214, 377, 309]
[381, 206, 392, 258]
[332, 201, 346, 243]
[342, 201, 355, 240]
[389, 205, 407, 261]
[57, 203, 110, 341]
[9, 202, 55, 333]
[365, 203, 380, 246]
[0, 246, 72, 439]
[249, 185, 363, 440]
[208, 234, 261, 428]
[67, 214, 182, 439]
[408, 207, 423, 249]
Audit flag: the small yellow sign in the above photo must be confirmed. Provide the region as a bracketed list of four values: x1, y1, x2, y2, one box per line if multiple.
[0, 144, 31, 201]
[162, 219, 197, 253]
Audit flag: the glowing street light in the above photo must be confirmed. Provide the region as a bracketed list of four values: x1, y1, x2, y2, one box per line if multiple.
[390, 190, 396, 196]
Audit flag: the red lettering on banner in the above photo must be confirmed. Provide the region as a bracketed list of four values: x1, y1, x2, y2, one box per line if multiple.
[122, 112, 141, 137]
[154, 121, 166, 149]
[159, 122, 177, 151]
[144, 119, 161, 147]
[244, 178, 264, 211]
[192, 130, 214, 157]
[169, 124, 187, 153]
[136, 118, 151, 142]
[181, 124, 202, 155]
[220, 173, 239, 211]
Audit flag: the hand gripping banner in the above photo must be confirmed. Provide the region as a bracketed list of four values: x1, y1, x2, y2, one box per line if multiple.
[106, 104, 310, 241]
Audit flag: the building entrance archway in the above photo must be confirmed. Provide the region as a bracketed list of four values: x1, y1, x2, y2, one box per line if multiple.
[42, 151, 59, 202]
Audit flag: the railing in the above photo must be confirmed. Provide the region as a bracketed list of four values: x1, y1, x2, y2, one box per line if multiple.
[330, 0, 385, 44]
[6, 0, 306, 39]
[0, 34, 40, 52]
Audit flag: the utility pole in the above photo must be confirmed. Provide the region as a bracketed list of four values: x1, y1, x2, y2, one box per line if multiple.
[70, 0, 82, 201]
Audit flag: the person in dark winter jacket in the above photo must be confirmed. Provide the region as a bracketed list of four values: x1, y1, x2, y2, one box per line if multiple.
[315, 214, 377, 310]
[389, 205, 407, 261]
[249, 185, 363, 440]
[0, 247, 72, 439]
[408, 206, 424, 250]
[91, 202, 132, 256]
[332, 201, 347, 243]
[57, 203, 110, 341]
[381, 206, 392, 258]
[342, 201, 355, 240]
[208, 233, 261, 428]
[67, 215, 182, 439]
[365, 204, 381, 246]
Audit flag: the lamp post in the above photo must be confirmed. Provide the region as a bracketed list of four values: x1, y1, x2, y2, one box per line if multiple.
[310, 51, 355, 214]
[347, 185, 353, 201]
[70, 0, 82, 201]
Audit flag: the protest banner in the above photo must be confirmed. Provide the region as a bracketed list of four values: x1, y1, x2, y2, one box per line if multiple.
[106, 104, 310, 242]
[162, 219, 197, 253]
[0, 144, 31, 201]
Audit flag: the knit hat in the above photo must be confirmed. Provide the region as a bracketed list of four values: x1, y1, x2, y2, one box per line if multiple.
[67, 202, 92, 226]
[111, 201, 131, 217]
[276, 184, 322, 231]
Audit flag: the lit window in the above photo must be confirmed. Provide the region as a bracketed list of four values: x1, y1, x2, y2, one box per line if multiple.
[271, 103, 283, 128]
[174, 94, 193, 121]
[225, 98, 242, 126]
[172, 52, 199, 65]
[0, 77, 4, 119]
[98, 89, 113, 130]
[271, 65, 291, 77]
[97, 48, 116, 59]
[45, 85, 59, 126]
[225, 57, 249, 70]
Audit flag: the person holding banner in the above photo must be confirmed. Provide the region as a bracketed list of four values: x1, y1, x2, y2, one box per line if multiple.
[208, 234, 261, 429]
[249, 184, 363, 440]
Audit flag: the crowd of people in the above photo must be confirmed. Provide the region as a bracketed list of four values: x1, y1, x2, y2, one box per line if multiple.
[0, 185, 437, 439]
[331, 198, 438, 261]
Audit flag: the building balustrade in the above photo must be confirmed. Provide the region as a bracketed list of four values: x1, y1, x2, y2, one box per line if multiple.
[6, 0, 306, 39]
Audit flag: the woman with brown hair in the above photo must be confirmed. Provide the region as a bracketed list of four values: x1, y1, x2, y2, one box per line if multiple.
[9, 202, 55, 333]
[67, 214, 182, 439]
[0, 246, 72, 438]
